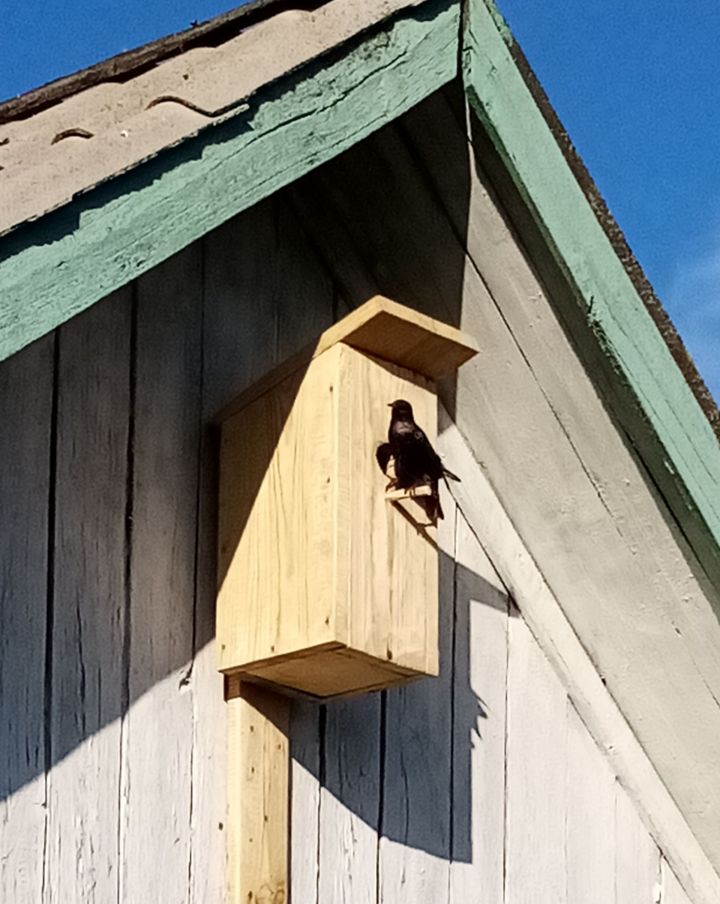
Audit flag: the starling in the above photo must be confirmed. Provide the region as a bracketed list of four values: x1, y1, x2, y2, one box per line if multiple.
[381, 398, 459, 522]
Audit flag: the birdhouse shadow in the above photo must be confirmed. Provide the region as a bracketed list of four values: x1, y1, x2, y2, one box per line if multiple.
[289, 541, 513, 866]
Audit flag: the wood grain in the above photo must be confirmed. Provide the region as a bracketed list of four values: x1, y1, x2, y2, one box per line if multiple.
[289, 700, 321, 904]
[204, 198, 338, 902]
[464, 1, 720, 590]
[318, 694, 382, 904]
[46, 289, 131, 903]
[0, 335, 53, 904]
[378, 500, 455, 903]
[440, 413, 720, 904]
[120, 246, 202, 902]
[215, 295, 477, 423]
[193, 201, 293, 904]
[566, 705, 616, 904]
[449, 511, 508, 903]
[218, 341, 439, 696]
[226, 682, 290, 904]
[303, 92, 720, 885]
[0, 0, 459, 365]
[315, 295, 477, 378]
[662, 859, 694, 904]
[505, 615, 568, 904]
[615, 782, 661, 904]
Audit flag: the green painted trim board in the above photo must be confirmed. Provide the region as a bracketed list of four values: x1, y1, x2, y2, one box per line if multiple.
[463, 0, 720, 589]
[0, 0, 459, 364]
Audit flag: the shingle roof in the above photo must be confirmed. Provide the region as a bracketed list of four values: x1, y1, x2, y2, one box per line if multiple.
[0, 0, 422, 237]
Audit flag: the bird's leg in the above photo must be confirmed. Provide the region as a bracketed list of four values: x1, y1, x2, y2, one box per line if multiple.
[384, 456, 398, 491]
[408, 478, 430, 499]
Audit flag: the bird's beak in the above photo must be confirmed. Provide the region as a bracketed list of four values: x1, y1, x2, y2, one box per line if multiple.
[387, 403, 393, 407]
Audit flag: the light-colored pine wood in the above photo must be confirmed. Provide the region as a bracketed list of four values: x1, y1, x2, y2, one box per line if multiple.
[449, 511, 508, 904]
[218, 339, 440, 697]
[226, 680, 290, 904]
[120, 247, 202, 903]
[384, 484, 433, 501]
[315, 295, 478, 378]
[378, 499, 456, 904]
[0, 335, 53, 904]
[505, 615, 568, 904]
[46, 290, 132, 903]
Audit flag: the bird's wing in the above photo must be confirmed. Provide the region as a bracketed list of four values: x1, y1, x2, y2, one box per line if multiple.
[375, 442, 393, 475]
[412, 425, 460, 483]
[412, 427, 444, 472]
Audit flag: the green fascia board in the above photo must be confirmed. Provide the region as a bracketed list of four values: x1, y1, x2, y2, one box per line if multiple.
[0, 0, 459, 364]
[463, 0, 720, 589]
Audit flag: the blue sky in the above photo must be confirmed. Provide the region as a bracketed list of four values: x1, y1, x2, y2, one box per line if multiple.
[2, 1, 717, 399]
[497, 1, 720, 400]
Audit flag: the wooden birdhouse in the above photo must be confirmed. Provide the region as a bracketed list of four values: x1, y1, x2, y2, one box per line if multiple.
[216, 296, 478, 698]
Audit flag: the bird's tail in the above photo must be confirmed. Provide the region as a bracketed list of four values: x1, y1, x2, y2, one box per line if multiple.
[422, 490, 444, 523]
[442, 467, 460, 484]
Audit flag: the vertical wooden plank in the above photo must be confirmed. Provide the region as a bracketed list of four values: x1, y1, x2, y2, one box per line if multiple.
[120, 246, 202, 903]
[201, 203, 279, 417]
[505, 616, 568, 904]
[201, 196, 337, 902]
[566, 704, 616, 904]
[661, 860, 693, 904]
[290, 701, 321, 904]
[191, 432, 227, 904]
[295, 125, 463, 325]
[378, 498, 455, 903]
[276, 196, 359, 902]
[449, 512, 507, 903]
[46, 289, 131, 903]
[615, 782, 661, 904]
[0, 336, 53, 904]
[226, 681, 290, 904]
[318, 694, 381, 904]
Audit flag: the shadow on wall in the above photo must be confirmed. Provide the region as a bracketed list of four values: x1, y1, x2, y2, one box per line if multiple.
[1, 77, 489, 868]
[288, 556, 512, 866]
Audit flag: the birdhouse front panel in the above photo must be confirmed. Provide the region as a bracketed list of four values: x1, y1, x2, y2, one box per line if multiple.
[217, 340, 439, 698]
[335, 344, 438, 678]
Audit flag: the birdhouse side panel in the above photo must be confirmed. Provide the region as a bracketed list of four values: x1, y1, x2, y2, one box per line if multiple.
[217, 357, 337, 673]
[335, 345, 439, 676]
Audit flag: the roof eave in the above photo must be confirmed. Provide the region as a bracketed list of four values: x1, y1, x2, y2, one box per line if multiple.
[464, 0, 720, 599]
[0, 0, 459, 357]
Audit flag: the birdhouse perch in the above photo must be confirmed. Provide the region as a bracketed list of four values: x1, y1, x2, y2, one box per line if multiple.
[216, 296, 478, 699]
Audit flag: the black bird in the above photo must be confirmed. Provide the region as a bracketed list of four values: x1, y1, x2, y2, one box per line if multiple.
[378, 398, 459, 522]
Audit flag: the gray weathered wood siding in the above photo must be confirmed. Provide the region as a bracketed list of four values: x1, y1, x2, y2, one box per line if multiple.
[0, 86, 696, 903]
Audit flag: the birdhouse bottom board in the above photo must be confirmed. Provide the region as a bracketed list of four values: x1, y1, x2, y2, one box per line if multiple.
[217, 341, 439, 699]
